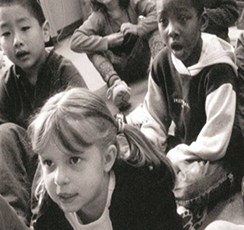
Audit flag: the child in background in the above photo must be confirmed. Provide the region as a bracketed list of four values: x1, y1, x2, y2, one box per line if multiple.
[0, 0, 87, 225]
[203, 0, 239, 42]
[21, 87, 181, 230]
[138, 0, 243, 228]
[70, 0, 163, 110]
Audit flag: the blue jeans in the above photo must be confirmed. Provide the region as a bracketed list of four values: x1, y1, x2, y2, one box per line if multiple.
[0, 123, 37, 226]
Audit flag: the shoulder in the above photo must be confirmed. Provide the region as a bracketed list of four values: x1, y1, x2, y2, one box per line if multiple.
[151, 47, 173, 80]
[45, 50, 80, 76]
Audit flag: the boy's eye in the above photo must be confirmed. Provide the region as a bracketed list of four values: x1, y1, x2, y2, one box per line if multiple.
[21, 26, 30, 31]
[158, 17, 168, 27]
[43, 159, 54, 167]
[178, 15, 187, 22]
[69, 157, 81, 165]
[1, 31, 10, 37]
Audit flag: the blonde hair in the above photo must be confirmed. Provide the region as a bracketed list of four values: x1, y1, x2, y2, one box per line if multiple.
[28, 88, 175, 203]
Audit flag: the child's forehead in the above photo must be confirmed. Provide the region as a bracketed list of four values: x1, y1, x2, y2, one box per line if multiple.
[156, 0, 194, 13]
[0, 4, 35, 25]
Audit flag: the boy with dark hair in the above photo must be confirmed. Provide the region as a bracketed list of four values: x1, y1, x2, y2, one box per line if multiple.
[0, 0, 87, 225]
[139, 0, 243, 228]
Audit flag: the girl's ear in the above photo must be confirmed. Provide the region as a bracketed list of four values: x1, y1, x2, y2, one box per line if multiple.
[42, 20, 50, 43]
[103, 144, 117, 173]
[200, 10, 209, 32]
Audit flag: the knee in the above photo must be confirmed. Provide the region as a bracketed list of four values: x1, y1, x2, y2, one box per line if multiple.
[0, 123, 26, 140]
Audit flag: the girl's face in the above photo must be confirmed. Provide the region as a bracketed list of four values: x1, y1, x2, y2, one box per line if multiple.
[157, 0, 206, 67]
[39, 136, 110, 219]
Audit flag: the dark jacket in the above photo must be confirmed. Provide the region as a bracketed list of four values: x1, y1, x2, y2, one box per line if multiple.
[0, 49, 87, 128]
[31, 161, 183, 230]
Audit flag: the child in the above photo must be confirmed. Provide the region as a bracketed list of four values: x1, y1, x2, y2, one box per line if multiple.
[70, 0, 164, 110]
[24, 87, 182, 230]
[138, 0, 243, 228]
[203, 0, 239, 42]
[0, 0, 87, 225]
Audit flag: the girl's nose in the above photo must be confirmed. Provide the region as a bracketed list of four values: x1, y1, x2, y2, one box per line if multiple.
[54, 167, 70, 186]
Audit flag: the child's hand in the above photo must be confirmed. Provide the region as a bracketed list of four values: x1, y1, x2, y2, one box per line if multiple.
[120, 22, 138, 36]
[106, 32, 124, 48]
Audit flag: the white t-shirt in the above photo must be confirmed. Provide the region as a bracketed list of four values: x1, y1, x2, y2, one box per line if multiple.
[65, 171, 115, 230]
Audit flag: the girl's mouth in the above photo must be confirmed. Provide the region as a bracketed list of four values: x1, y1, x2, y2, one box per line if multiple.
[58, 193, 78, 203]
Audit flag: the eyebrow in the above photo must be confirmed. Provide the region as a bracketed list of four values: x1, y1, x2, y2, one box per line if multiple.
[0, 17, 30, 29]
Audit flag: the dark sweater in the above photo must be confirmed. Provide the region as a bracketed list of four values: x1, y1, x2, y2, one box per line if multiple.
[32, 161, 183, 230]
[0, 49, 87, 128]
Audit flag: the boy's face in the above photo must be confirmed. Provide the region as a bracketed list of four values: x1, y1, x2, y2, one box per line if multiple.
[157, 0, 206, 67]
[0, 4, 49, 73]
[39, 134, 112, 218]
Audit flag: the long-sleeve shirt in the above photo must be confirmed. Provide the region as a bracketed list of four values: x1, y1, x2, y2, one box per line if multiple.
[70, 0, 158, 53]
[141, 33, 238, 167]
[0, 49, 87, 128]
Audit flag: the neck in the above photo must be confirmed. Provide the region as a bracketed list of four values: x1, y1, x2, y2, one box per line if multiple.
[184, 38, 203, 67]
[76, 173, 110, 224]
[24, 49, 48, 86]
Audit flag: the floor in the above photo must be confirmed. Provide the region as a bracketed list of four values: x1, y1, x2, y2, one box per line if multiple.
[54, 27, 244, 229]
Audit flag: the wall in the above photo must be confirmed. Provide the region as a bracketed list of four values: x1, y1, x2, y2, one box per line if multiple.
[40, 0, 89, 38]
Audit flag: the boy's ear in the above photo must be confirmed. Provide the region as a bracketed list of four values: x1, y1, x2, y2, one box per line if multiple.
[103, 144, 117, 173]
[42, 20, 50, 43]
[200, 10, 209, 32]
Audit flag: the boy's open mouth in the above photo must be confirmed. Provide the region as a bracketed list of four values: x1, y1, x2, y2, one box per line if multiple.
[171, 43, 183, 51]
[16, 51, 30, 59]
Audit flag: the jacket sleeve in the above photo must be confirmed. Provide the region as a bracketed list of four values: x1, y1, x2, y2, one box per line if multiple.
[57, 57, 88, 89]
[130, 0, 158, 37]
[167, 83, 236, 167]
[141, 74, 171, 153]
[205, 0, 239, 27]
[0, 74, 14, 125]
[70, 12, 108, 53]
[235, 32, 244, 138]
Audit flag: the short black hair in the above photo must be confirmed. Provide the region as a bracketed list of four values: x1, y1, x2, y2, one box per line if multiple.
[190, 0, 204, 17]
[90, 0, 130, 12]
[0, 0, 46, 25]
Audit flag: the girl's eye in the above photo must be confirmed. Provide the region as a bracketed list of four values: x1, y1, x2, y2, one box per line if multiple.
[43, 159, 54, 167]
[69, 157, 81, 165]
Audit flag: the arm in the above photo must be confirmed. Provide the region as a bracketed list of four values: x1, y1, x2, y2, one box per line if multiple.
[235, 32, 244, 136]
[140, 74, 171, 152]
[0, 74, 14, 125]
[70, 12, 109, 53]
[126, 0, 158, 37]
[58, 57, 88, 89]
[167, 83, 236, 167]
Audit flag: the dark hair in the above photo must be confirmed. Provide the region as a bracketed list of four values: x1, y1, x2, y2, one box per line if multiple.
[0, 0, 46, 25]
[190, 0, 204, 17]
[90, 0, 130, 12]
